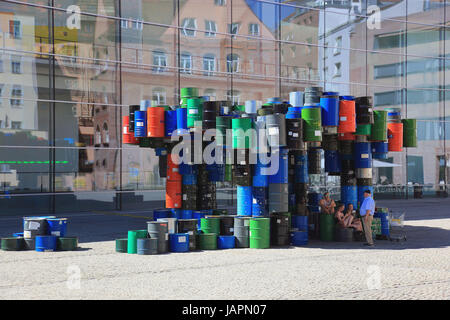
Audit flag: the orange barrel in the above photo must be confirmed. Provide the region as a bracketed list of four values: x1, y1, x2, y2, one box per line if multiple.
[387, 122, 403, 152]
[166, 180, 182, 209]
[147, 107, 165, 138]
[338, 132, 355, 141]
[122, 116, 139, 144]
[167, 153, 181, 182]
[338, 98, 356, 133]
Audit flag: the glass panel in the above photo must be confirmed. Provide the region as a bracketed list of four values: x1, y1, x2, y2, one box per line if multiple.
[368, 52, 405, 90]
[407, 0, 445, 25]
[406, 24, 444, 58]
[368, 19, 406, 55]
[324, 7, 366, 51]
[55, 0, 118, 17]
[122, 146, 163, 191]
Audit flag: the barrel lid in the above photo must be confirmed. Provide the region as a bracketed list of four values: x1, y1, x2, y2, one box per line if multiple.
[355, 96, 373, 105]
[339, 95, 355, 101]
[323, 91, 339, 96]
[305, 86, 323, 92]
[303, 104, 320, 108]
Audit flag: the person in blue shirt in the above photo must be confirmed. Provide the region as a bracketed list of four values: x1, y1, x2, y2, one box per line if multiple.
[359, 190, 375, 246]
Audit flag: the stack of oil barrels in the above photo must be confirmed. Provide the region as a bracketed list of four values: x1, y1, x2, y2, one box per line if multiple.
[1, 216, 78, 252]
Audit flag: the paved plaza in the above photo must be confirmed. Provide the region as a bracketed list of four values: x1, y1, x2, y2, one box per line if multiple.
[0, 198, 449, 300]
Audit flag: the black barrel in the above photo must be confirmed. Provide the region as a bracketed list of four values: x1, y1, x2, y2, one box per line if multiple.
[339, 140, 354, 155]
[335, 227, 354, 242]
[182, 184, 197, 210]
[197, 164, 210, 185]
[257, 107, 273, 116]
[234, 216, 251, 248]
[23, 217, 49, 239]
[273, 103, 289, 114]
[128, 105, 140, 132]
[355, 97, 374, 125]
[137, 238, 158, 255]
[220, 216, 235, 236]
[308, 148, 321, 174]
[1, 237, 24, 251]
[304, 86, 323, 105]
[159, 154, 167, 178]
[177, 219, 198, 251]
[341, 173, 357, 186]
[270, 213, 291, 246]
[322, 134, 338, 151]
[147, 221, 169, 254]
[197, 182, 216, 210]
[57, 237, 78, 251]
[357, 178, 373, 186]
[286, 118, 305, 150]
[341, 160, 355, 174]
[203, 101, 219, 130]
[295, 182, 308, 205]
[234, 161, 252, 186]
[24, 238, 35, 250]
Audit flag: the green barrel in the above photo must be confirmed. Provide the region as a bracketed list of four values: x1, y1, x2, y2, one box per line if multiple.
[213, 209, 228, 215]
[198, 233, 218, 250]
[249, 218, 270, 249]
[181, 87, 199, 98]
[57, 237, 78, 251]
[216, 116, 232, 146]
[234, 105, 245, 112]
[371, 111, 388, 141]
[1, 237, 24, 251]
[232, 117, 253, 149]
[319, 213, 335, 241]
[127, 230, 148, 254]
[116, 238, 128, 253]
[355, 124, 372, 136]
[139, 137, 152, 148]
[187, 98, 203, 128]
[301, 107, 322, 142]
[200, 217, 220, 235]
[225, 164, 232, 182]
[402, 119, 417, 147]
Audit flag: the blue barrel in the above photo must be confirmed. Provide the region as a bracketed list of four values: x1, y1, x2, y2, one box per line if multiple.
[341, 186, 358, 208]
[253, 155, 269, 187]
[170, 209, 182, 219]
[35, 235, 57, 252]
[237, 186, 252, 216]
[268, 148, 289, 184]
[286, 107, 302, 119]
[181, 210, 193, 219]
[324, 150, 341, 174]
[217, 235, 235, 249]
[374, 212, 390, 236]
[13, 232, 24, 237]
[354, 142, 372, 169]
[292, 216, 308, 231]
[268, 97, 281, 104]
[289, 193, 296, 211]
[176, 108, 188, 134]
[308, 192, 322, 206]
[182, 174, 197, 185]
[291, 231, 308, 246]
[357, 186, 374, 208]
[153, 209, 170, 221]
[320, 94, 339, 126]
[169, 233, 189, 252]
[372, 142, 388, 160]
[165, 110, 177, 137]
[46, 218, 68, 237]
[179, 163, 197, 175]
[193, 210, 207, 229]
[207, 164, 225, 182]
[294, 153, 308, 183]
[308, 206, 321, 213]
[252, 186, 268, 217]
[289, 91, 304, 107]
[134, 110, 147, 137]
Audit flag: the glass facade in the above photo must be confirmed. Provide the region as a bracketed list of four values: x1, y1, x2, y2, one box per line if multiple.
[0, 0, 449, 214]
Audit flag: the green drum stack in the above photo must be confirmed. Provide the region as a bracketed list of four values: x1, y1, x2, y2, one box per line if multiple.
[370, 110, 388, 141]
[355, 124, 372, 136]
[232, 117, 253, 149]
[198, 233, 218, 250]
[249, 218, 270, 249]
[180, 87, 199, 108]
[319, 213, 335, 241]
[187, 98, 203, 128]
[1, 237, 24, 251]
[402, 119, 417, 148]
[216, 116, 232, 146]
[116, 238, 128, 253]
[301, 107, 322, 142]
[127, 230, 148, 254]
[200, 217, 220, 235]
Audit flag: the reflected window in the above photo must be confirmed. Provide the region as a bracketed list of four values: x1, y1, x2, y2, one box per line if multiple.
[10, 85, 23, 107]
[0, 58, 3, 72]
[249, 23, 260, 36]
[152, 87, 166, 105]
[215, 0, 226, 5]
[95, 125, 101, 146]
[9, 20, 22, 39]
[0, 84, 3, 106]
[102, 122, 109, 146]
[204, 89, 216, 100]
[227, 54, 240, 73]
[153, 50, 167, 73]
[334, 36, 342, 55]
[226, 90, 240, 105]
[182, 18, 197, 37]
[11, 121, 21, 129]
[11, 56, 22, 74]
[228, 23, 239, 39]
[333, 62, 341, 78]
[205, 20, 217, 37]
[203, 54, 216, 76]
[180, 52, 192, 74]
[324, 43, 329, 59]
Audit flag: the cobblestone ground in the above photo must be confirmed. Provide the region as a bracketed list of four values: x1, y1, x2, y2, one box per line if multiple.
[0, 199, 449, 300]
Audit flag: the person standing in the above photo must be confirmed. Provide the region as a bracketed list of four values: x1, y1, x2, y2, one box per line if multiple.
[360, 190, 376, 246]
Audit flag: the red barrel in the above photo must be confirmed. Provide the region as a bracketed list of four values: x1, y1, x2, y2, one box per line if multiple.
[338, 132, 355, 141]
[338, 100, 356, 133]
[166, 180, 182, 209]
[122, 116, 139, 144]
[147, 107, 165, 138]
[167, 153, 181, 181]
[387, 122, 403, 152]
